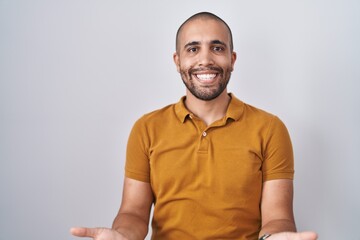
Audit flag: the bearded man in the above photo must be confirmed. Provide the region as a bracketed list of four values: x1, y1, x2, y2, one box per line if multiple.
[71, 12, 317, 240]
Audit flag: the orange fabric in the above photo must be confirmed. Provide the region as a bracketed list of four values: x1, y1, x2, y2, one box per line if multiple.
[125, 94, 294, 240]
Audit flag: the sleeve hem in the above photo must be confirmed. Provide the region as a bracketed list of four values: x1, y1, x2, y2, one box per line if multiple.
[125, 170, 150, 183]
[263, 172, 294, 182]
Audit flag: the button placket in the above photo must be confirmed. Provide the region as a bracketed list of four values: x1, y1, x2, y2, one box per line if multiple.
[189, 115, 209, 153]
[198, 129, 209, 153]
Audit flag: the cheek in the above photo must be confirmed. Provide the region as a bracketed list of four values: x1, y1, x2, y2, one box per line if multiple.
[218, 57, 232, 66]
[220, 61, 234, 73]
[179, 63, 193, 75]
[180, 70, 191, 80]
[178, 56, 195, 69]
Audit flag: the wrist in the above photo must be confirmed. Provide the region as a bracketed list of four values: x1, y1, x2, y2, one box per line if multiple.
[259, 233, 272, 240]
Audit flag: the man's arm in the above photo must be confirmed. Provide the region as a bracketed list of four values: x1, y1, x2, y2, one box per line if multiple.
[259, 179, 296, 236]
[112, 177, 154, 239]
[71, 177, 153, 240]
[259, 179, 317, 240]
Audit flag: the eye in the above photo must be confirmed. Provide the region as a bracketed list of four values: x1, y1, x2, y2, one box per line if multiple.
[213, 46, 225, 52]
[187, 47, 198, 53]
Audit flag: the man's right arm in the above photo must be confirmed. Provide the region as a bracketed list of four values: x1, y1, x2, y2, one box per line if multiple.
[112, 177, 154, 239]
[71, 177, 153, 240]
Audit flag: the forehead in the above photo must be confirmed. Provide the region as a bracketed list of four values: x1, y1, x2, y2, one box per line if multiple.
[178, 18, 230, 46]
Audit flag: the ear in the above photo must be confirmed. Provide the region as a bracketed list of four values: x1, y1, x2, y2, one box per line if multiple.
[173, 52, 181, 73]
[230, 51, 237, 72]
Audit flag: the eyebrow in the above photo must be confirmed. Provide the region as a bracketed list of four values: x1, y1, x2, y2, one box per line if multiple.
[183, 40, 227, 49]
[184, 41, 200, 49]
[211, 40, 227, 47]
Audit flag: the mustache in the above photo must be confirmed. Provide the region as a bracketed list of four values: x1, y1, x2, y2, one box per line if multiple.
[188, 66, 223, 74]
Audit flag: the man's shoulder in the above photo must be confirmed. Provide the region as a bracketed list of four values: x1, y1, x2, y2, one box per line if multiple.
[135, 102, 179, 126]
[240, 102, 288, 133]
[143, 103, 176, 118]
[243, 102, 275, 119]
[230, 94, 276, 122]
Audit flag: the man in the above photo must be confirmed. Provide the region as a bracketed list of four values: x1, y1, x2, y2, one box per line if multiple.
[71, 12, 317, 240]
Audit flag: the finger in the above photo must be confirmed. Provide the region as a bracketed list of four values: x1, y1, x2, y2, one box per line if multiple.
[70, 227, 102, 237]
[284, 231, 318, 240]
[298, 231, 318, 240]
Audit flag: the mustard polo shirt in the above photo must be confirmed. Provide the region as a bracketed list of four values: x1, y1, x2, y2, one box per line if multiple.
[125, 93, 294, 240]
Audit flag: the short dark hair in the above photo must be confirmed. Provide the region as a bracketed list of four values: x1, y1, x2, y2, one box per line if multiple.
[176, 12, 234, 53]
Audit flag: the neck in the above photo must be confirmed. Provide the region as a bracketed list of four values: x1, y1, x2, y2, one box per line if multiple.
[184, 90, 231, 126]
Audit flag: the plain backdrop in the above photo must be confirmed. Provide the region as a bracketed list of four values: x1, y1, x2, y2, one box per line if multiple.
[1, 0, 359, 239]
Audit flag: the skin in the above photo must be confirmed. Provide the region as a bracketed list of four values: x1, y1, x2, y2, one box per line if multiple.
[71, 16, 318, 240]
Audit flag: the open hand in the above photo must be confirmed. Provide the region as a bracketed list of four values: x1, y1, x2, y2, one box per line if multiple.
[269, 231, 318, 240]
[70, 227, 129, 240]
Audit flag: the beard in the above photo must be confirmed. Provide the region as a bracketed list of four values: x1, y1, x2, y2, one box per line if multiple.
[180, 66, 232, 101]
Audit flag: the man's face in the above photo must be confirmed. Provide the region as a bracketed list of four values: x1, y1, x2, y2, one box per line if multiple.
[174, 18, 236, 101]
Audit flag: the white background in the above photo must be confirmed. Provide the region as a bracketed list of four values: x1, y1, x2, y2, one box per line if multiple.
[1, 0, 359, 239]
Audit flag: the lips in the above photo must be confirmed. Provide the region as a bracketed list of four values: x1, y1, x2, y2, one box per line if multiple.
[189, 66, 222, 83]
[190, 67, 222, 84]
[196, 73, 217, 81]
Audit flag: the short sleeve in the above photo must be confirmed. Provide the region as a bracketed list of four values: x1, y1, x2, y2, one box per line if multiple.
[125, 117, 151, 182]
[262, 116, 294, 181]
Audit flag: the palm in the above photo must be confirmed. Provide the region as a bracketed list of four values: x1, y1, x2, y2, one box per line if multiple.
[270, 231, 318, 240]
[71, 227, 128, 240]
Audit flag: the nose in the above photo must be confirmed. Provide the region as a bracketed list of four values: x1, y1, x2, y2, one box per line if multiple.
[198, 49, 214, 66]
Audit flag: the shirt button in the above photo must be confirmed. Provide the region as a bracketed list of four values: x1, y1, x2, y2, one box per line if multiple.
[202, 131, 207, 137]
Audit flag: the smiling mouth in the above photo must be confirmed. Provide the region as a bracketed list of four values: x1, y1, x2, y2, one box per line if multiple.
[194, 73, 218, 83]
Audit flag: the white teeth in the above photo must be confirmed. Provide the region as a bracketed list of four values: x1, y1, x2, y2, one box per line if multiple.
[196, 74, 216, 81]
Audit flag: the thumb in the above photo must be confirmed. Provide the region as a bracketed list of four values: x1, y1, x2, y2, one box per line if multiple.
[70, 227, 105, 237]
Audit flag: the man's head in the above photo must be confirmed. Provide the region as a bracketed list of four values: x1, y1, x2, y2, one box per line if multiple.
[176, 12, 234, 54]
[174, 12, 236, 101]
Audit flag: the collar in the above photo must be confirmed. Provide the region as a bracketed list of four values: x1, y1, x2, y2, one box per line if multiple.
[174, 93, 244, 123]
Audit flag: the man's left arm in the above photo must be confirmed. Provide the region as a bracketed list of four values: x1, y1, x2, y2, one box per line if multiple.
[259, 179, 317, 240]
[260, 179, 296, 234]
